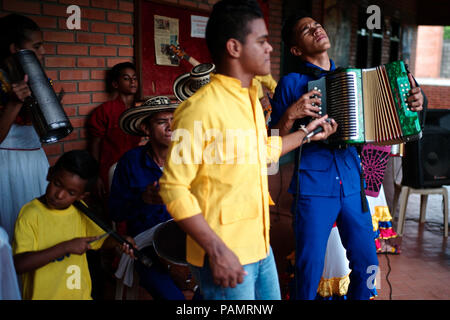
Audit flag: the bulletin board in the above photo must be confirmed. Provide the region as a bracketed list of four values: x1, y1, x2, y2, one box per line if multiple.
[136, 0, 270, 99]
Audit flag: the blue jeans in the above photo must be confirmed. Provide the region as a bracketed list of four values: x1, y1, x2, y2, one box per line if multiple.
[189, 247, 281, 300]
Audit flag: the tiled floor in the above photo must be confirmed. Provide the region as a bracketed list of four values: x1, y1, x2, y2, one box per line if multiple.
[375, 220, 450, 300]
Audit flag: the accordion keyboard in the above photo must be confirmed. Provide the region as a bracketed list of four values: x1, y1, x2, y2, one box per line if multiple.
[326, 71, 360, 141]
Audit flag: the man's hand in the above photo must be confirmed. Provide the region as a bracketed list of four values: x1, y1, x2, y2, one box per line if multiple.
[305, 115, 338, 142]
[175, 214, 248, 288]
[119, 236, 138, 260]
[287, 89, 322, 120]
[407, 73, 424, 112]
[208, 244, 248, 288]
[142, 181, 164, 204]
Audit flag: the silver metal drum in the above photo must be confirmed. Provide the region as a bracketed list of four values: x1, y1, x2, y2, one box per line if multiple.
[8, 49, 73, 144]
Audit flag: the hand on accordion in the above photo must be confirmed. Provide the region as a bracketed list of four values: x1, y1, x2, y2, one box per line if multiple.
[305, 115, 337, 142]
[288, 89, 323, 120]
[407, 72, 424, 112]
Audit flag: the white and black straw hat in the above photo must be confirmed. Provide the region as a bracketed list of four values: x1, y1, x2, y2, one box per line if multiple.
[172, 63, 215, 101]
[119, 96, 178, 136]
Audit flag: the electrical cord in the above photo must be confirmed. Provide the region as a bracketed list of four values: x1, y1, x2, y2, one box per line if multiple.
[292, 143, 303, 299]
[379, 252, 393, 300]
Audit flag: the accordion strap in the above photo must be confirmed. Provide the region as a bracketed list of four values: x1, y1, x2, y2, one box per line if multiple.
[297, 63, 324, 79]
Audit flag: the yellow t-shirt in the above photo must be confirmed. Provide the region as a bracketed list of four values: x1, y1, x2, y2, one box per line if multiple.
[13, 199, 106, 300]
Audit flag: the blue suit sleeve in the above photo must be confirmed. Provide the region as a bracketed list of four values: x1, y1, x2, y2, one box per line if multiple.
[109, 158, 143, 222]
[269, 74, 304, 129]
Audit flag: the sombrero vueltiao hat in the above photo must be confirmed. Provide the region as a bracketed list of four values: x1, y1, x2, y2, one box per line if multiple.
[119, 96, 178, 136]
[173, 62, 215, 101]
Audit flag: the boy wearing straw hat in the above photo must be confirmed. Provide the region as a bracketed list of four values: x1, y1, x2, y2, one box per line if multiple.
[159, 0, 337, 300]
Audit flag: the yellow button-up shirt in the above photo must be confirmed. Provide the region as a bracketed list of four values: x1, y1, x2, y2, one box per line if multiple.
[159, 74, 282, 267]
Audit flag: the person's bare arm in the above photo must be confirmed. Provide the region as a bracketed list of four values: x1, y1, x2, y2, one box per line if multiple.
[88, 136, 106, 196]
[14, 236, 98, 274]
[89, 136, 102, 162]
[176, 214, 247, 288]
[279, 115, 337, 156]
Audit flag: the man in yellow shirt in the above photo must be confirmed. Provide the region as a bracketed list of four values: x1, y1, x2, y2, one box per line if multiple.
[159, 0, 337, 300]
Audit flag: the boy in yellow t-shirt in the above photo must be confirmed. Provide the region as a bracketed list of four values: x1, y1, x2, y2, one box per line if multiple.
[13, 150, 135, 300]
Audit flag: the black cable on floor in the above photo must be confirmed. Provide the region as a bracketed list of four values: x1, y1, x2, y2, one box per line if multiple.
[382, 252, 393, 300]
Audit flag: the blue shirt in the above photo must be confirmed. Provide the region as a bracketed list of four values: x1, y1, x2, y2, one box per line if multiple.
[270, 60, 362, 197]
[109, 145, 172, 237]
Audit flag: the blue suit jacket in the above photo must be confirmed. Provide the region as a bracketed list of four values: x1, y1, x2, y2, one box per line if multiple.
[109, 145, 172, 237]
[270, 60, 363, 197]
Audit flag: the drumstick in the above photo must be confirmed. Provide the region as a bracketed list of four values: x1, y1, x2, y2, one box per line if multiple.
[73, 200, 153, 268]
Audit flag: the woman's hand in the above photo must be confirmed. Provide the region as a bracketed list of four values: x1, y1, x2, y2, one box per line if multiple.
[11, 75, 31, 103]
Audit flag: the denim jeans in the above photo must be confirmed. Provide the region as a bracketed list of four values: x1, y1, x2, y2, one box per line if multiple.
[189, 246, 281, 300]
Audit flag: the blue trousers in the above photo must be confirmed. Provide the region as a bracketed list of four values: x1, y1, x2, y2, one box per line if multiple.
[135, 246, 186, 300]
[189, 246, 281, 300]
[292, 191, 379, 300]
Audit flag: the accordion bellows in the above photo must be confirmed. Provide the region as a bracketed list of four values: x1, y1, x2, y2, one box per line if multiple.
[308, 60, 422, 145]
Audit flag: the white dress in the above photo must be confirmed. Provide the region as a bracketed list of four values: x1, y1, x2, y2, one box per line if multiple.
[0, 226, 21, 299]
[0, 124, 49, 242]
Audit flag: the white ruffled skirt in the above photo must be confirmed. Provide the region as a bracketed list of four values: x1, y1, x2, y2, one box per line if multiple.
[0, 147, 49, 242]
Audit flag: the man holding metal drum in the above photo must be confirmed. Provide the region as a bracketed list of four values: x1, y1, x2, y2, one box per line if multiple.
[110, 96, 193, 300]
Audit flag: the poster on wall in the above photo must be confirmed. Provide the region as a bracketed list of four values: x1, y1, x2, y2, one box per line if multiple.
[154, 15, 180, 66]
[191, 15, 208, 38]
